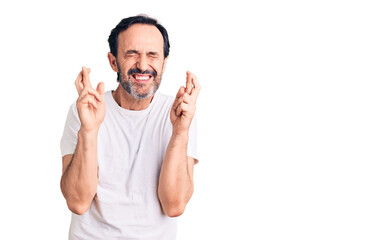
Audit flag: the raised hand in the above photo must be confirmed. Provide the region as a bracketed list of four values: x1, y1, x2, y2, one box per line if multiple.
[170, 71, 201, 136]
[75, 67, 106, 133]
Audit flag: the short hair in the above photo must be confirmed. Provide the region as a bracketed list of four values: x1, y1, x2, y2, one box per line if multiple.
[108, 15, 170, 59]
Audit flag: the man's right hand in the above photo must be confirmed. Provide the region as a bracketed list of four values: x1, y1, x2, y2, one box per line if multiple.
[75, 67, 106, 133]
[61, 67, 104, 215]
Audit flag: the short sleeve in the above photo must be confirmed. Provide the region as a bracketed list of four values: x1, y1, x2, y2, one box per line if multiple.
[60, 103, 81, 157]
[187, 114, 199, 164]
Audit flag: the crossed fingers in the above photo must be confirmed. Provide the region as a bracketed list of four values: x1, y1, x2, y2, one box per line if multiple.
[75, 67, 103, 103]
[172, 71, 201, 117]
[185, 71, 201, 102]
[75, 67, 93, 95]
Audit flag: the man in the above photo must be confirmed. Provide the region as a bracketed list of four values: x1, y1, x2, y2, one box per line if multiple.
[60, 15, 200, 239]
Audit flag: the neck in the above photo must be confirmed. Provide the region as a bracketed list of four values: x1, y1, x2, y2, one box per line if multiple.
[112, 84, 154, 111]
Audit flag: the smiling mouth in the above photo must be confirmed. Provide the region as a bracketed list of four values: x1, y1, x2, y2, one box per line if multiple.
[131, 73, 152, 82]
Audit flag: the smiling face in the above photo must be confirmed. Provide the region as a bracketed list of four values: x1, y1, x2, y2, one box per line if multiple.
[110, 23, 168, 99]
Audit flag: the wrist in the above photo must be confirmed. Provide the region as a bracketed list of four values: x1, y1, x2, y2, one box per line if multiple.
[172, 129, 189, 139]
[171, 130, 189, 145]
[79, 127, 99, 138]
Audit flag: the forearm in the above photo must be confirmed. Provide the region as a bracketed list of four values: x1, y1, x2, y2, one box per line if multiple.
[158, 132, 194, 217]
[61, 128, 98, 214]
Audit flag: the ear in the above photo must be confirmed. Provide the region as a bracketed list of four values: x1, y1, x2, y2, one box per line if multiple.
[162, 56, 169, 74]
[107, 52, 118, 72]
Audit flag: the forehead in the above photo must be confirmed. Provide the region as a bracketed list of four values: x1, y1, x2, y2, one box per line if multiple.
[117, 23, 164, 54]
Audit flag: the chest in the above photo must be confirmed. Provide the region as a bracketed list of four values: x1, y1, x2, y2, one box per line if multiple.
[96, 107, 172, 191]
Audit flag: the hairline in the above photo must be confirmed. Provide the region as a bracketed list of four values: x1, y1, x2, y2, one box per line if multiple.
[116, 23, 165, 58]
[109, 15, 170, 59]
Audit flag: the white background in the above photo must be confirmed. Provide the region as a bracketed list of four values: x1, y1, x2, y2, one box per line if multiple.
[0, 0, 390, 239]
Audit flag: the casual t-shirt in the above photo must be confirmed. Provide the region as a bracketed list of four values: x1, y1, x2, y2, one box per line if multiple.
[60, 91, 198, 240]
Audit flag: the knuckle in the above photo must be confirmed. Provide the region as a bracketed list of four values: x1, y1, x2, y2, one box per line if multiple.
[84, 86, 91, 91]
[78, 95, 85, 102]
[86, 95, 93, 101]
[187, 97, 194, 104]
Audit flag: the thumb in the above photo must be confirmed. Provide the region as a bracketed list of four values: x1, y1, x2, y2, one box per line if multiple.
[176, 86, 185, 98]
[97, 82, 105, 94]
[172, 86, 185, 113]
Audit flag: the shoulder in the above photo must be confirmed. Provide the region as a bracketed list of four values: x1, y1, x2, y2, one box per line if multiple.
[67, 101, 79, 121]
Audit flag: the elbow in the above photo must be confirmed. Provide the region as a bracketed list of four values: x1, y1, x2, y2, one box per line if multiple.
[161, 201, 186, 217]
[60, 180, 95, 215]
[165, 205, 186, 218]
[158, 185, 193, 217]
[66, 200, 91, 215]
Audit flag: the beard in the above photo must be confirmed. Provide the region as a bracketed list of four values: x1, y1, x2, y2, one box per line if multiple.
[117, 64, 162, 99]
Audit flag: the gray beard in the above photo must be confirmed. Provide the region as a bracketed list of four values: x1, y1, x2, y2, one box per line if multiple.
[118, 66, 161, 100]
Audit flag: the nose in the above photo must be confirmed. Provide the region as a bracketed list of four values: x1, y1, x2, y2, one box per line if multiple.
[136, 53, 148, 73]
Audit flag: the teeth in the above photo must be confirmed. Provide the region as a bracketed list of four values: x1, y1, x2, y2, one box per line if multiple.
[134, 75, 149, 80]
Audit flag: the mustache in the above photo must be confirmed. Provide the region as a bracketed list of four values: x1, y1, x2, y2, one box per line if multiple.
[127, 68, 157, 77]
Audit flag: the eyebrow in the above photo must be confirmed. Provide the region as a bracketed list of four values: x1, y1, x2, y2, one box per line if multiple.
[125, 50, 160, 56]
[126, 50, 139, 55]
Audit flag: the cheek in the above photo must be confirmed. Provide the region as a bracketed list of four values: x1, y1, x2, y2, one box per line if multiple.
[153, 61, 165, 74]
[119, 58, 135, 70]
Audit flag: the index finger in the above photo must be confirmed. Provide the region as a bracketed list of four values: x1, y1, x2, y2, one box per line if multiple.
[185, 71, 192, 94]
[75, 70, 83, 95]
[82, 67, 92, 89]
[189, 72, 201, 101]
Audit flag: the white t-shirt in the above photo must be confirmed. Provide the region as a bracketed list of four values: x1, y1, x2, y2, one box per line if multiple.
[60, 91, 198, 240]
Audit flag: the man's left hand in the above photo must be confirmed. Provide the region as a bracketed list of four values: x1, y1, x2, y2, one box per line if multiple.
[170, 71, 201, 136]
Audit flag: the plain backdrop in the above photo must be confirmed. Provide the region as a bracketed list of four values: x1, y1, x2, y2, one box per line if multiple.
[0, 0, 390, 239]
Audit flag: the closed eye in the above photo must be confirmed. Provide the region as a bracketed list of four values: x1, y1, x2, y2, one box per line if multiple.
[148, 52, 160, 57]
[125, 50, 139, 57]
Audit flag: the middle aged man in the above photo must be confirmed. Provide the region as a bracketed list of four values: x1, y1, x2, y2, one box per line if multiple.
[60, 15, 200, 239]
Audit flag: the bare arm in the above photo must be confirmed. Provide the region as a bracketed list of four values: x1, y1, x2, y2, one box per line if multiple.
[158, 71, 200, 217]
[158, 133, 196, 217]
[61, 129, 99, 215]
[60, 67, 105, 215]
